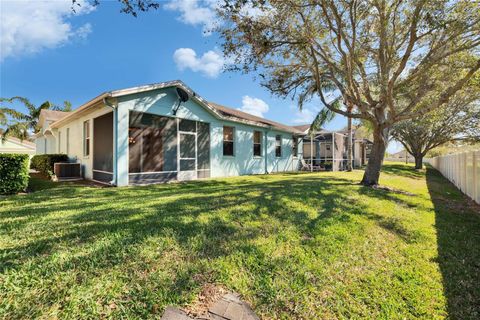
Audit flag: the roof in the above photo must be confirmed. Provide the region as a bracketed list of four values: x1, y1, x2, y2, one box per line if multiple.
[0, 137, 36, 153]
[292, 124, 311, 132]
[40, 109, 71, 122]
[3, 137, 36, 148]
[49, 80, 303, 134]
[209, 102, 303, 134]
[39, 109, 71, 130]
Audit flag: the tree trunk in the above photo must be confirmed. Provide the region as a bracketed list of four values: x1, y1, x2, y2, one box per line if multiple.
[346, 117, 353, 171]
[414, 155, 423, 169]
[361, 126, 388, 186]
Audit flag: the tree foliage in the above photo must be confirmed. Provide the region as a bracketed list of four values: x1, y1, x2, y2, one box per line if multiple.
[72, 0, 159, 17]
[391, 78, 480, 169]
[0, 98, 71, 141]
[217, 0, 480, 185]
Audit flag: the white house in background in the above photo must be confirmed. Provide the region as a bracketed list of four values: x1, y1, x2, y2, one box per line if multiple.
[34, 80, 305, 186]
[0, 137, 36, 157]
[34, 110, 71, 155]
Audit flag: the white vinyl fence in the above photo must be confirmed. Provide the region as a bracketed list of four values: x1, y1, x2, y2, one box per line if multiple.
[426, 151, 480, 204]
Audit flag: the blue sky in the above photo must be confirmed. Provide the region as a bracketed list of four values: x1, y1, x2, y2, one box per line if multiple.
[0, 0, 402, 152]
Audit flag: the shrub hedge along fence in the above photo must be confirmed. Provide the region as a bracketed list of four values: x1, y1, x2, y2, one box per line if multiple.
[30, 154, 69, 177]
[0, 153, 30, 195]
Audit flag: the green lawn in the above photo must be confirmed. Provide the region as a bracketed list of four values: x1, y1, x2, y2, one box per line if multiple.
[1, 163, 479, 319]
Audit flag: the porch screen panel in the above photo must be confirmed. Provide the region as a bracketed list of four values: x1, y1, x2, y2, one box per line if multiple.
[93, 112, 113, 183]
[179, 133, 196, 171]
[128, 111, 177, 184]
[303, 142, 316, 158]
[197, 122, 210, 178]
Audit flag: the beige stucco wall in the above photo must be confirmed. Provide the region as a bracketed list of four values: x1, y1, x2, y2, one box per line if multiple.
[54, 106, 112, 180]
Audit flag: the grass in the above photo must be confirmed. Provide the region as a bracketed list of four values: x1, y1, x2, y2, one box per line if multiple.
[0, 163, 479, 319]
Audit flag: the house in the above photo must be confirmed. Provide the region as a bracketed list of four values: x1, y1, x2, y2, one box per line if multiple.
[293, 125, 372, 171]
[34, 80, 305, 186]
[0, 137, 36, 157]
[34, 110, 71, 154]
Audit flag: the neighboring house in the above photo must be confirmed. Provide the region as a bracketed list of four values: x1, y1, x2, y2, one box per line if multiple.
[0, 137, 36, 157]
[34, 110, 71, 155]
[34, 80, 304, 186]
[294, 125, 372, 171]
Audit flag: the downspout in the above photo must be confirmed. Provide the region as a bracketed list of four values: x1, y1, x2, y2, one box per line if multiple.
[103, 97, 118, 186]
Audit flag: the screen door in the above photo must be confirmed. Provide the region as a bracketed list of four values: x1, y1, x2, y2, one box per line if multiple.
[178, 122, 197, 181]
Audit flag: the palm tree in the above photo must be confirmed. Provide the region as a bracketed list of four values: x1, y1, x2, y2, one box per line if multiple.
[0, 97, 71, 141]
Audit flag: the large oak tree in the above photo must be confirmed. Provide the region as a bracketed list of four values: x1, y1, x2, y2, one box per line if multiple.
[217, 0, 480, 185]
[391, 76, 480, 169]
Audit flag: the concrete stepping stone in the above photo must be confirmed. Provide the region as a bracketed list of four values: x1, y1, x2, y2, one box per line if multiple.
[161, 293, 259, 320]
[161, 306, 194, 320]
[208, 293, 259, 320]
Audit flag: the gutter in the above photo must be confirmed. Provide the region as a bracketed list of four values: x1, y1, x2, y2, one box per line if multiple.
[103, 97, 118, 186]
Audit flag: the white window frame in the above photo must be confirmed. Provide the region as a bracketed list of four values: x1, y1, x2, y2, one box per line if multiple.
[58, 131, 62, 153]
[253, 130, 262, 157]
[223, 126, 235, 157]
[292, 136, 298, 158]
[66, 128, 70, 154]
[83, 120, 90, 157]
[275, 135, 282, 158]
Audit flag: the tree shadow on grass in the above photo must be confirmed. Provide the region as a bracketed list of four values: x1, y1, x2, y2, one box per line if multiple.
[381, 163, 425, 179]
[426, 167, 480, 319]
[0, 169, 451, 318]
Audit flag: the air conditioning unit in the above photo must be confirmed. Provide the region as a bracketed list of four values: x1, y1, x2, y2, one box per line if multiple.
[53, 162, 82, 181]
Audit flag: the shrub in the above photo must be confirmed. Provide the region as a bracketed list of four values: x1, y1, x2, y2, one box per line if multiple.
[30, 154, 69, 177]
[0, 153, 30, 195]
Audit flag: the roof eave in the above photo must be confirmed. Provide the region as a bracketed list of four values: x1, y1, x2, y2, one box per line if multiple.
[50, 93, 110, 129]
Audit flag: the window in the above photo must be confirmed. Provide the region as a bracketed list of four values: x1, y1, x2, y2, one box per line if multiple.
[275, 135, 282, 157]
[292, 136, 298, 157]
[223, 126, 234, 156]
[58, 131, 62, 153]
[326, 144, 331, 151]
[66, 128, 70, 154]
[253, 131, 262, 157]
[83, 120, 90, 157]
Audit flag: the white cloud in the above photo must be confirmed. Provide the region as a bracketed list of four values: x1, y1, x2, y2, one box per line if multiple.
[164, 1, 272, 36]
[292, 107, 318, 124]
[238, 96, 269, 118]
[173, 48, 224, 78]
[0, 0, 94, 61]
[164, 0, 218, 35]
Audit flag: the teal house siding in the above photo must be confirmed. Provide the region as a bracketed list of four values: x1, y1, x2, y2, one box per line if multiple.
[114, 86, 302, 186]
[35, 81, 303, 186]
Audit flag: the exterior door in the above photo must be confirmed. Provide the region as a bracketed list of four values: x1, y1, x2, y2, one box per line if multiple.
[178, 131, 197, 181]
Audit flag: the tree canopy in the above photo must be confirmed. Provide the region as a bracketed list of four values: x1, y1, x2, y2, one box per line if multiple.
[217, 0, 480, 185]
[391, 79, 480, 168]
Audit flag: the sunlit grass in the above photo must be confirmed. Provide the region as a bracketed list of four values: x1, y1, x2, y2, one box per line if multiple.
[0, 163, 478, 319]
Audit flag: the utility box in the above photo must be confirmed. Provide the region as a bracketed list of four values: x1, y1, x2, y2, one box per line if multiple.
[53, 162, 82, 181]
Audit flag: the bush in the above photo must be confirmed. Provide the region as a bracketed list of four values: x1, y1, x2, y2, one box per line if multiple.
[30, 154, 69, 177]
[0, 153, 30, 195]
